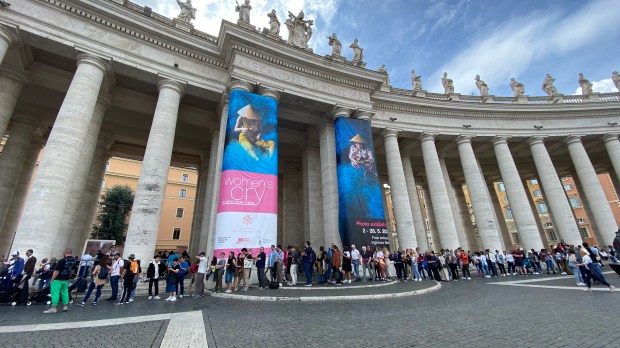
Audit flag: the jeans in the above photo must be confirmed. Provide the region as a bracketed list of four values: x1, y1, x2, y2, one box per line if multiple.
[176, 274, 185, 295]
[481, 263, 489, 276]
[352, 260, 360, 279]
[38, 278, 49, 290]
[324, 262, 332, 282]
[569, 264, 581, 284]
[362, 261, 375, 281]
[257, 267, 266, 288]
[304, 262, 312, 284]
[109, 275, 120, 300]
[545, 260, 555, 273]
[83, 281, 103, 303]
[507, 262, 515, 274]
[448, 263, 458, 280]
[225, 269, 234, 284]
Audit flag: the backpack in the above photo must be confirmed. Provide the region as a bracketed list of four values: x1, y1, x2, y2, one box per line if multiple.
[268, 280, 279, 289]
[310, 251, 317, 264]
[98, 265, 109, 280]
[129, 260, 139, 274]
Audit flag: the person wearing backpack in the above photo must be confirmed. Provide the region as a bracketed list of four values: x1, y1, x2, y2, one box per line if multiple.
[80, 258, 111, 306]
[43, 248, 77, 314]
[117, 254, 138, 305]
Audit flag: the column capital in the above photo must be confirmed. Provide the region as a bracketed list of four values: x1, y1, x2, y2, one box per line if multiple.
[10, 113, 40, 128]
[565, 135, 584, 145]
[0, 67, 29, 85]
[157, 78, 186, 96]
[526, 136, 546, 146]
[456, 135, 472, 145]
[257, 87, 280, 102]
[353, 109, 373, 120]
[382, 128, 399, 139]
[331, 106, 352, 119]
[30, 137, 46, 149]
[491, 136, 509, 146]
[76, 53, 111, 74]
[97, 94, 112, 108]
[419, 132, 436, 143]
[602, 133, 619, 143]
[227, 79, 252, 92]
[0, 26, 18, 46]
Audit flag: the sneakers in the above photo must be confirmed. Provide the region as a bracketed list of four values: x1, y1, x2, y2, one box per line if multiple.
[242, 287, 249, 292]
[165, 297, 172, 301]
[148, 296, 153, 300]
[561, 272, 567, 275]
[170, 297, 177, 302]
[79, 302, 86, 306]
[128, 298, 134, 303]
[258, 287, 264, 291]
[62, 306, 68, 312]
[467, 277, 471, 280]
[179, 295, 183, 298]
[224, 289, 232, 293]
[577, 282, 586, 286]
[92, 302, 98, 306]
[115, 301, 123, 305]
[304, 284, 312, 287]
[610, 286, 616, 292]
[154, 296, 161, 300]
[43, 308, 57, 314]
[279, 283, 283, 287]
[584, 287, 592, 292]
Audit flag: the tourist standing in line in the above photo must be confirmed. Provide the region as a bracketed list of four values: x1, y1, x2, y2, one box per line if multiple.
[268, 245, 277, 283]
[37, 258, 53, 290]
[234, 252, 244, 291]
[302, 242, 315, 286]
[567, 249, 584, 286]
[446, 250, 458, 281]
[80, 258, 110, 306]
[105, 253, 123, 302]
[241, 248, 252, 291]
[393, 248, 405, 281]
[225, 251, 236, 293]
[540, 249, 555, 274]
[255, 247, 266, 290]
[361, 246, 375, 282]
[7, 251, 24, 296]
[165, 258, 180, 301]
[342, 246, 352, 284]
[331, 245, 343, 285]
[176, 256, 189, 298]
[288, 246, 299, 286]
[513, 248, 526, 275]
[409, 249, 422, 281]
[43, 248, 76, 314]
[457, 249, 471, 280]
[505, 251, 515, 275]
[147, 255, 166, 299]
[193, 251, 208, 298]
[427, 251, 442, 281]
[495, 250, 507, 276]
[317, 246, 327, 283]
[118, 254, 139, 305]
[351, 244, 361, 281]
[275, 245, 285, 287]
[214, 252, 226, 293]
[32, 257, 47, 288]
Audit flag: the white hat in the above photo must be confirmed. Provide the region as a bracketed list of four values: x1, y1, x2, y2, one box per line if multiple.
[10, 251, 18, 256]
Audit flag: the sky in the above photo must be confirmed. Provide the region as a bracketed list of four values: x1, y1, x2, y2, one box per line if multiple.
[134, 0, 620, 97]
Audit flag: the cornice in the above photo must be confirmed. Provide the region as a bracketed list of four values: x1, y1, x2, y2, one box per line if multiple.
[40, 0, 224, 68]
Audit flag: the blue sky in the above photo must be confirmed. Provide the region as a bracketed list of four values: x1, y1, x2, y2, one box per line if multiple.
[136, 0, 620, 96]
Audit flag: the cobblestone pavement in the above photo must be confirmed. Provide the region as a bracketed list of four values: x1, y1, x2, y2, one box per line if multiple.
[0, 272, 618, 348]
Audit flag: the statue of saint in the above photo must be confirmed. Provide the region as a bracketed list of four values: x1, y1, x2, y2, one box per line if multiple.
[441, 72, 454, 94]
[350, 39, 364, 65]
[175, 0, 196, 23]
[578, 72, 593, 95]
[510, 77, 525, 97]
[267, 9, 280, 35]
[542, 74, 558, 96]
[285, 10, 314, 49]
[411, 68, 422, 91]
[235, 0, 252, 24]
[613, 71, 620, 92]
[378, 65, 390, 84]
[327, 33, 342, 56]
[475, 74, 489, 96]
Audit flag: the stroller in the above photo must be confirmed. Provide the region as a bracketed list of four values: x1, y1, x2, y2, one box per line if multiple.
[27, 276, 84, 306]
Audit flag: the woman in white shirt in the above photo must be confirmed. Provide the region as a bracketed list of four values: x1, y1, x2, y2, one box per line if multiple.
[579, 249, 614, 292]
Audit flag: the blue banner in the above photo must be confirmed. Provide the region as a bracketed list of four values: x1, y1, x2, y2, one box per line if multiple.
[334, 117, 390, 250]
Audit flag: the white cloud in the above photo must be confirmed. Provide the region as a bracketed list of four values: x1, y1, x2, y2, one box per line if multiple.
[574, 78, 617, 95]
[428, 0, 620, 96]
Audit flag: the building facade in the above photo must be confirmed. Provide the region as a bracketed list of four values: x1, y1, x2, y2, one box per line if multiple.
[1, 1, 620, 262]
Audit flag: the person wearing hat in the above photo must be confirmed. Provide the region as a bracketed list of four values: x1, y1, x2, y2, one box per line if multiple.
[234, 104, 275, 161]
[117, 254, 139, 305]
[105, 253, 124, 302]
[7, 251, 24, 292]
[193, 251, 208, 298]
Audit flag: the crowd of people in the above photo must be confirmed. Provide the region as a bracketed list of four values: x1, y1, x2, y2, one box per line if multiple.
[2, 231, 619, 314]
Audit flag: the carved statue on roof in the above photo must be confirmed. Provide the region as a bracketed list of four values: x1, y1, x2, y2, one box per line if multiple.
[350, 39, 364, 66]
[267, 9, 280, 35]
[578, 72, 593, 95]
[175, 0, 196, 23]
[327, 33, 342, 56]
[441, 72, 454, 94]
[411, 68, 422, 91]
[285, 10, 314, 49]
[613, 71, 620, 92]
[235, 0, 252, 24]
[510, 77, 525, 97]
[475, 74, 489, 96]
[541, 74, 559, 96]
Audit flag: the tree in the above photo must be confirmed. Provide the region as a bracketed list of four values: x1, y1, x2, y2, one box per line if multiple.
[91, 185, 134, 244]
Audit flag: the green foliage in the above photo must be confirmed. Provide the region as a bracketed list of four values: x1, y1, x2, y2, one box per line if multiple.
[91, 185, 135, 244]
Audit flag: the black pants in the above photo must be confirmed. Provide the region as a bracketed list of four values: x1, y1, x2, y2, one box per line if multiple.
[395, 263, 404, 279]
[498, 263, 507, 275]
[148, 278, 159, 296]
[448, 263, 458, 280]
[461, 264, 471, 278]
[430, 267, 442, 281]
[120, 278, 132, 303]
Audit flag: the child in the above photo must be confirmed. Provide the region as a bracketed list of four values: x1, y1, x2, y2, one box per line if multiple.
[165, 258, 180, 302]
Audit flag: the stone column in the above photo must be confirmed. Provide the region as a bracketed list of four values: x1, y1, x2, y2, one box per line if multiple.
[283, 163, 303, 247]
[71, 135, 112, 253]
[62, 95, 110, 251]
[382, 129, 417, 249]
[566, 135, 617, 243]
[522, 180, 547, 247]
[421, 184, 441, 250]
[439, 158, 469, 249]
[302, 139, 325, 248]
[0, 26, 17, 66]
[487, 182, 512, 250]
[0, 139, 43, 258]
[602, 134, 620, 191]
[492, 137, 544, 251]
[12, 53, 109, 258]
[456, 136, 502, 251]
[0, 114, 39, 232]
[124, 79, 185, 262]
[320, 108, 347, 247]
[189, 154, 209, 257]
[420, 134, 459, 249]
[0, 68, 28, 139]
[401, 156, 429, 250]
[454, 183, 478, 251]
[527, 137, 581, 245]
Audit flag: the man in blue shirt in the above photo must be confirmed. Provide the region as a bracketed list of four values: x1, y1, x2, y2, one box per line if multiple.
[268, 245, 277, 283]
[302, 241, 315, 286]
[7, 251, 24, 291]
[168, 251, 176, 267]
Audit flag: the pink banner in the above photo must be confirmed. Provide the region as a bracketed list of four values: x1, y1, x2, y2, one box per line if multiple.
[217, 170, 278, 214]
